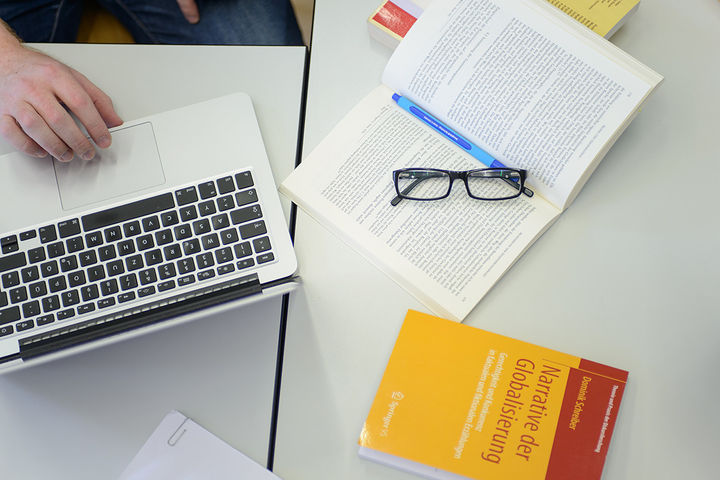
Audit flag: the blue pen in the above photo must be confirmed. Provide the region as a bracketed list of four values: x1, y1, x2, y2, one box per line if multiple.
[392, 93, 533, 197]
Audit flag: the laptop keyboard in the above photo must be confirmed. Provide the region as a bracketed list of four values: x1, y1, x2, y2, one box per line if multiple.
[0, 169, 277, 339]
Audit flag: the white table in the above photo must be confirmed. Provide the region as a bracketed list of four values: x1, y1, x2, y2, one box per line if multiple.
[274, 1, 720, 479]
[0, 44, 306, 479]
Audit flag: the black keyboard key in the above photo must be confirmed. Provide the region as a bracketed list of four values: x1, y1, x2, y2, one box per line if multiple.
[161, 210, 179, 227]
[163, 244, 182, 261]
[0, 306, 20, 325]
[36, 314, 54, 326]
[136, 234, 154, 251]
[80, 250, 98, 267]
[98, 245, 117, 261]
[104, 226, 122, 243]
[193, 219, 211, 235]
[235, 171, 254, 189]
[198, 200, 216, 217]
[198, 181, 217, 199]
[215, 247, 234, 263]
[98, 298, 116, 309]
[0, 251, 26, 273]
[77, 303, 96, 315]
[28, 247, 45, 264]
[234, 242, 252, 259]
[22, 300, 41, 318]
[125, 254, 144, 271]
[211, 213, 230, 231]
[196, 253, 215, 269]
[19, 230, 36, 241]
[1, 235, 18, 254]
[257, 253, 275, 264]
[217, 176, 235, 194]
[83, 192, 175, 231]
[231, 205, 263, 225]
[66, 236, 84, 253]
[85, 232, 103, 247]
[2, 271, 20, 289]
[0, 325, 13, 337]
[200, 233, 220, 250]
[123, 220, 141, 237]
[81, 284, 100, 302]
[40, 260, 59, 278]
[157, 280, 176, 292]
[107, 260, 125, 276]
[58, 219, 81, 238]
[179, 205, 198, 222]
[139, 268, 157, 285]
[177, 258, 196, 274]
[100, 279, 119, 296]
[118, 239, 136, 256]
[142, 215, 161, 232]
[61, 290, 80, 307]
[57, 308, 75, 321]
[144, 249, 163, 266]
[0, 291, 6, 307]
[155, 229, 173, 246]
[47, 241, 65, 258]
[237, 258, 256, 270]
[120, 274, 138, 291]
[235, 188, 258, 207]
[39, 225, 57, 243]
[197, 269, 215, 281]
[220, 228, 239, 246]
[175, 186, 198, 206]
[158, 263, 177, 280]
[253, 236, 272, 253]
[9, 286, 27, 303]
[174, 224, 192, 241]
[216, 195, 235, 212]
[137, 286, 156, 298]
[60, 255, 78, 272]
[49, 276, 67, 293]
[42, 295, 60, 313]
[217, 264, 235, 275]
[239, 221, 267, 239]
[118, 292, 136, 303]
[182, 239, 201, 256]
[68, 270, 86, 287]
[16, 320, 34, 332]
[87, 265, 106, 282]
[28, 281, 47, 299]
[177, 274, 195, 287]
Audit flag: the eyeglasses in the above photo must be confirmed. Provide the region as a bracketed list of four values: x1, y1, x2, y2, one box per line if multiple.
[391, 167, 532, 206]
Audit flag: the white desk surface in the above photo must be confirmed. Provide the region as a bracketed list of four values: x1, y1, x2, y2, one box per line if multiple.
[0, 44, 306, 479]
[275, 1, 720, 480]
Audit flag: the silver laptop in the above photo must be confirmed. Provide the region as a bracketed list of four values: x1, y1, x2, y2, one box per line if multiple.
[0, 93, 298, 373]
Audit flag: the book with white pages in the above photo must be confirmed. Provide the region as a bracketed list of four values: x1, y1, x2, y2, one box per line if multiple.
[280, 0, 662, 321]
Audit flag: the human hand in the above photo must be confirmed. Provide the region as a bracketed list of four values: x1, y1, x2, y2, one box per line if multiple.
[176, 0, 200, 24]
[0, 40, 123, 161]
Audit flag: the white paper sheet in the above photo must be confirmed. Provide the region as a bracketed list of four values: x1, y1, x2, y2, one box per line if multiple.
[119, 411, 282, 480]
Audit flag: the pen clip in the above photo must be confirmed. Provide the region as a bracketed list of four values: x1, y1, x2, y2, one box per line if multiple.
[167, 417, 191, 447]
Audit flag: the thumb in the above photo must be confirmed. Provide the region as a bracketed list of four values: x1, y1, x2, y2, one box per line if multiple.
[176, 0, 200, 24]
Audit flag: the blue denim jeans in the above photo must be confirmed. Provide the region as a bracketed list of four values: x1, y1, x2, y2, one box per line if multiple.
[0, 0, 302, 45]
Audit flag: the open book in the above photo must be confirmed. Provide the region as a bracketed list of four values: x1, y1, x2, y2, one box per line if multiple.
[281, 0, 662, 321]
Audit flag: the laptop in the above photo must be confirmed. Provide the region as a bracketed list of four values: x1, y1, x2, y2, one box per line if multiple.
[0, 93, 298, 373]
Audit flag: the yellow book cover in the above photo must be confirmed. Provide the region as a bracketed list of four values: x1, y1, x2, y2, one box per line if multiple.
[359, 310, 628, 480]
[546, 0, 640, 38]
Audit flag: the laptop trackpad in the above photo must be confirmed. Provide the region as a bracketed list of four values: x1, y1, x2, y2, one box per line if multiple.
[54, 122, 165, 211]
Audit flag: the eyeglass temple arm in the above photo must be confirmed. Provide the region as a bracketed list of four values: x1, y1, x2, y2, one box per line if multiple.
[501, 176, 534, 197]
[390, 177, 425, 206]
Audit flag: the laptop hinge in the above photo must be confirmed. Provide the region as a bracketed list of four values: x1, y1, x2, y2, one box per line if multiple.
[10, 274, 263, 363]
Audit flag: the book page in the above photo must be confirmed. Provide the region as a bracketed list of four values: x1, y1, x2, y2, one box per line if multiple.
[281, 86, 559, 321]
[382, 0, 657, 209]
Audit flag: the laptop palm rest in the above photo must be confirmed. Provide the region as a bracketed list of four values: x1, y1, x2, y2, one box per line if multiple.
[53, 122, 166, 211]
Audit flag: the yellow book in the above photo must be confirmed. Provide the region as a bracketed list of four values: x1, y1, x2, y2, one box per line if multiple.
[546, 0, 640, 38]
[359, 310, 628, 479]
